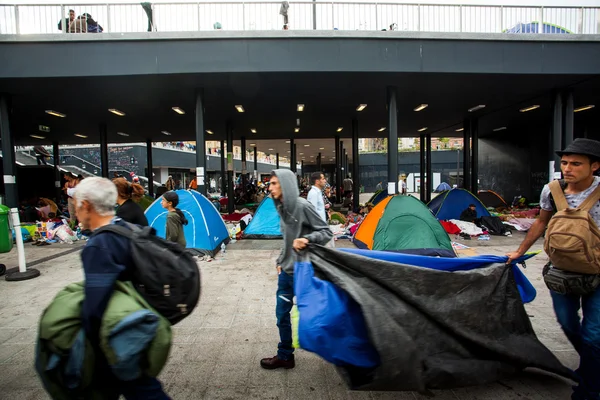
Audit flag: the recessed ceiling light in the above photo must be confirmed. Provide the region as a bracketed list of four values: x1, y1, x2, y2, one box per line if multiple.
[378, 127, 386, 132]
[493, 126, 507, 132]
[310, 155, 314, 158]
[74, 134, 88, 138]
[413, 104, 428, 112]
[519, 105, 540, 113]
[330, 158, 334, 161]
[30, 134, 45, 139]
[235, 105, 245, 113]
[468, 105, 486, 112]
[297, 104, 305, 112]
[268, 148, 274, 151]
[356, 104, 367, 112]
[294, 128, 300, 133]
[304, 144, 310, 147]
[456, 128, 464, 132]
[171, 107, 185, 115]
[301, 157, 306, 159]
[574, 105, 595, 112]
[250, 129, 257, 133]
[161, 131, 172, 136]
[45, 110, 66, 118]
[300, 152, 304, 155]
[337, 127, 343, 132]
[285, 140, 291, 144]
[108, 108, 126, 116]
[287, 150, 290, 153]
[418, 127, 428, 132]
[117, 132, 129, 137]
[206, 130, 214, 135]
[319, 147, 325, 150]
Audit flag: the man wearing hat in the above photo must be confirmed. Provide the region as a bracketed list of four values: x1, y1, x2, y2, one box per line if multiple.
[507, 138, 600, 400]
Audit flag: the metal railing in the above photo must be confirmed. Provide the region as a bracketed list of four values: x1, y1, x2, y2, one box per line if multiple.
[0, 2, 598, 35]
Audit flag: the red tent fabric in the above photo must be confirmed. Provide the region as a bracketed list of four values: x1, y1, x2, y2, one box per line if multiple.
[440, 220, 461, 235]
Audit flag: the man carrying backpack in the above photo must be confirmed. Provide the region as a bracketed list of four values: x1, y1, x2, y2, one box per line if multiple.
[507, 138, 600, 400]
[73, 177, 170, 399]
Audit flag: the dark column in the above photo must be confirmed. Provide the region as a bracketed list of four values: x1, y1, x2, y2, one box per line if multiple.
[52, 141, 61, 201]
[99, 123, 109, 178]
[339, 140, 344, 193]
[146, 139, 154, 197]
[226, 121, 234, 214]
[293, 144, 297, 172]
[345, 152, 349, 180]
[317, 152, 322, 171]
[335, 136, 341, 203]
[470, 119, 479, 194]
[241, 136, 247, 191]
[463, 119, 471, 191]
[254, 146, 258, 181]
[564, 91, 574, 148]
[301, 160, 304, 177]
[276, 152, 279, 169]
[426, 134, 432, 203]
[419, 134, 426, 201]
[387, 87, 398, 194]
[220, 140, 226, 196]
[352, 119, 359, 211]
[0, 95, 17, 207]
[195, 90, 206, 195]
[552, 92, 563, 176]
[289, 139, 295, 172]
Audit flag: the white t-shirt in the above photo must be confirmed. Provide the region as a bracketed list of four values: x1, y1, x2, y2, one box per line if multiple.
[539, 176, 600, 227]
[307, 186, 327, 222]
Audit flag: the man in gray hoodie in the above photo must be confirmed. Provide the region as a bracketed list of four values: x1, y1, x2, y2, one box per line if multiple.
[260, 169, 333, 370]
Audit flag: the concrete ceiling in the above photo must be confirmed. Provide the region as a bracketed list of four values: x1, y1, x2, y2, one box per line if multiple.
[1, 72, 599, 164]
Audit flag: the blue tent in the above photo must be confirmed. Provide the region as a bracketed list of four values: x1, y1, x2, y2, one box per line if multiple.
[367, 189, 388, 206]
[505, 22, 571, 34]
[145, 189, 229, 256]
[428, 188, 490, 221]
[243, 196, 282, 239]
[435, 182, 451, 192]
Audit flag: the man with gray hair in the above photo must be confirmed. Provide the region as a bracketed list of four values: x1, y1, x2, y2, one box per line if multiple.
[74, 177, 169, 399]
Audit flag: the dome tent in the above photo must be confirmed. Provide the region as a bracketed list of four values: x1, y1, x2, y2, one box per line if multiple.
[428, 188, 490, 221]
[145, 189, 229, 256]
[243, 196, 282, 239]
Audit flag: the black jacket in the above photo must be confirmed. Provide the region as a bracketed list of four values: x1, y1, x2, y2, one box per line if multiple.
[459, 208, 477, 223]
[116, 199, 148, 227]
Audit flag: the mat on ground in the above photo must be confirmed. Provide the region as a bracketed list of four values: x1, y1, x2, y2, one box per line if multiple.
[294, 245, 575, 392]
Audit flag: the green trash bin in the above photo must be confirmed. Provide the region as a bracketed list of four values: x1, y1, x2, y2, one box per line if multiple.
[0, 205, 14, 253]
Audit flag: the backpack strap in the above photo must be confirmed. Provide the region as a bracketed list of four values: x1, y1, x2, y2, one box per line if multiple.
[549, 180, 569, 211]
[578, 184, 600, 212]
[93, 224, 135, 239]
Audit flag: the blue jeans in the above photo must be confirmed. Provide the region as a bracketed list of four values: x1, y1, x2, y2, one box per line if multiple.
[104, 375, 169, 400]
[276, 270, 294, 361]
[551, 288, 600, 400]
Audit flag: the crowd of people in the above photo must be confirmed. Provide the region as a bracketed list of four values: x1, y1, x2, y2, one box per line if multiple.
[58, 9, 103, 33]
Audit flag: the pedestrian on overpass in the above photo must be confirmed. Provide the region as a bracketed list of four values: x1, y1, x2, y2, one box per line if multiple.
[260, 169, 332, 370]
[507, 138, 600, 400]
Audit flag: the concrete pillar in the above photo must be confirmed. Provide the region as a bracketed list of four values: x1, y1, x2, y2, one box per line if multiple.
[146, 139, 154, 197]
[0, 95, 17, 207]
[195, 90, 206, 195]
[52, 141, 61, 201]
[552, 92, 563, 177]
[463, 119, 471, 191]
[289, 139, 295, 172]
[293, 143, 298, 173]
[564, 91, 574, 148]
[335, 135, 341, 203]
[317, 152, 322, 171]
[470, 119, 479, 194]
[226, 121, 234, 214]
[426, 134, 432, 203]
[419, 133, 426, 201]
[254, 146, 258, 180]
[241, 136, 247, 191]
[220, 140, 226, 196]
[387, 87, 398, 194]
[276, 152, 279, 169]
[352, 119, 359, 211]
[99, 123, 109, 178]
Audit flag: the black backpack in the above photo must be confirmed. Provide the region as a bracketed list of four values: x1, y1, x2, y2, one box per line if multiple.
[94, 223, 200, 325]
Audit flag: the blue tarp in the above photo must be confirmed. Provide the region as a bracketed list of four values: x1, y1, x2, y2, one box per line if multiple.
[435, 182, 451, 192]
[428, 188, 491, 221]
[145, 189, 228, 255]
[243, 197, 282, 239]
[339, 248, 536, 303]
[506, 22, 570, 34]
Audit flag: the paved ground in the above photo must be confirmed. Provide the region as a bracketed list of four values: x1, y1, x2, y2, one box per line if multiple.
[0, 232, 579, 399]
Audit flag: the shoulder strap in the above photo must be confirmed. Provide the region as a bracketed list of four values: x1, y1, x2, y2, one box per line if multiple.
[579, 184, 600, 212]
[93, 224, 135, 239]
[549, 180, 569, 211]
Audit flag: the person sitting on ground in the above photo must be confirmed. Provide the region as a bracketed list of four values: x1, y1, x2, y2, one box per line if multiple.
[460, 204, 478, 224]
[113, 177, 148, 226]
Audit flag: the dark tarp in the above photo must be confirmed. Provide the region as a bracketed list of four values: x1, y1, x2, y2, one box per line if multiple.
[480, 215, 511, 236]
[299, 245, 575, 392]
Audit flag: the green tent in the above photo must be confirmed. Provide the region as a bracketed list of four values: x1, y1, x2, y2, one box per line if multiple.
[354, 195, 455, 257]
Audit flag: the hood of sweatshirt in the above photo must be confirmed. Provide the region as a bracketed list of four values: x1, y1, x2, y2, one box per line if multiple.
[271, 169, 299, 220]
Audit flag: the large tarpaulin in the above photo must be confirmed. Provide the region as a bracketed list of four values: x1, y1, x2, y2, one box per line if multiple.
[296, 245, 575, 392]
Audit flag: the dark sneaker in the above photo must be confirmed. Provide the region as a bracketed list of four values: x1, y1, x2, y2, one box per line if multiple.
[260, 355, 295, 370]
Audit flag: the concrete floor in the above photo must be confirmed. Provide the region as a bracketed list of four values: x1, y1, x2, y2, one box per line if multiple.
[0, 232, 579, 399]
